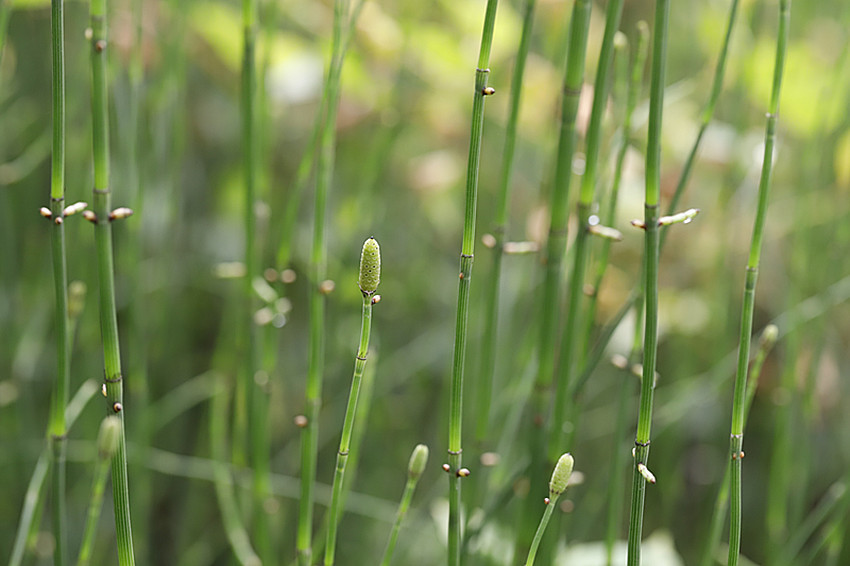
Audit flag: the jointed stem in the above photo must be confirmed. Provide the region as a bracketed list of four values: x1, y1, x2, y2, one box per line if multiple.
[89, 0, 135, 563]
[448, 1, 498, 563]
[727, 2, 789, 565]
[325, 292, 374, 565]
[626, 1, 668, 564]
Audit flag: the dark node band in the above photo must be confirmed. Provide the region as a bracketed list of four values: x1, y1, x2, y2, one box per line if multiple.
[476, 68, 490, 73]
[447, 449, 462, 456]
[94, 187, 110, 194]
[51, 196, 65, 202]
[104, 374, 122, 383]
[563, 84, 582, 96]
[460, 253, 473, 259]
[356, 355, 367, 361]
[635, 439, 650, 448]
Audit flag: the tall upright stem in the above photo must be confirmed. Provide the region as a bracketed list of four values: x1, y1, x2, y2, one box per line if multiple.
[298, 0, 350, 562]
[727, 2, 789, 565]
[626, 1, 668, 564]
[516, 0, 590, 559]
[549, 0, 624, 459]
[447, 1, 498, 564]
[47, 1, 69, 564]
[89, 0, 135, 563]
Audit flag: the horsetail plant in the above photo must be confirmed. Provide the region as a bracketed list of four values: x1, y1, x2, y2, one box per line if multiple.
[474, 0, 536, 449]
[727, 2, 789, 564]
[46, 0, 71, 562]
[517, 0, 590, 559]
[549, 0, 624, 459]
[626, 0, 669, 563]
[446, 1, 498, 563]
[700, 325, 778, 566]
[88, 0, 135, 562]
[324, 237, 380, 565]
[380, 444, 429, 566]
[524, 453, 574, 566]
[298, 0, 351, 560]
[76, 417, 121, 566]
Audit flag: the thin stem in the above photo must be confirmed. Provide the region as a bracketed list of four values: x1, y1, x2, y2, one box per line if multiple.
[517, 0, 590, 558]
[447, 1, 499, 564]
[475, 0, 536, 447]
[626, 0, 668, 563]
[380, 445, 428, 566]
[47, 0, 69, 564]
[727, 2, 789, 565]
[325, 292, 374, 564]
[89, 0, 135, 563]
[660, 0, 741, 249]
[549, 0, 624, 459]
[524, 497, 558, 566]
[298, 0, 350, 562]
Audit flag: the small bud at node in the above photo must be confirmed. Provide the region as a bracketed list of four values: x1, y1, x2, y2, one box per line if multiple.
[457, 468, 471, 477]
[40, 207, 52, 218]
[637, 463, 656, 484]
[294, 415, 308, 428]
[109, 207, 134, 221]
[112, 402, 122, 413]
[442, 464, 451, 473]
[264, 268, 279, 282]
[54, 217, 63, 225]
[371, 294, 382, 305]
[481, 233, 497, 248]
[101, 384, 107, 397]
[544, 497, 551, 505]
[281, 269, 297, 283]
[63, 201, 88, 216]
[319, 280, 335, 294]
[83, 210, 97, 223]
[482, 87, 495, 96]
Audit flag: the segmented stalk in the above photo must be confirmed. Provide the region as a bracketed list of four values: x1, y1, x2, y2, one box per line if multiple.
[727, 2, 789, 565]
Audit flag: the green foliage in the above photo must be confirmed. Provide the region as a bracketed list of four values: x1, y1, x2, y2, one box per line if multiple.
[2, 1, 850, 565]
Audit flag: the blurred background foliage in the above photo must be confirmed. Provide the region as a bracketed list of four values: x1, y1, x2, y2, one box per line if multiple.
[2, 0, 850, 564]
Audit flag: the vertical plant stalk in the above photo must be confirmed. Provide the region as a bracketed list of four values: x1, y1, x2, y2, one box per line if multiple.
[239, 0, 272, 559]
[524, 453, 574, 566]
[726, 2, 789, 565]
[88, 0, 135, 563]
[474, 0, 536, 447]
[77, 417, 121, 566]
[325, 238, 380, 565]
[447, 1, 499, 564]
[699, 325, 777, 566]
[626, 0, 668, 564]
[297, 0, 350, 562]
[210, 376, 261, 566]
[47, 1, 69, 564]
[516, 0, 590, 559]
[380, 445, 429, 566]
[549, 0, 624, 459]
[660, 0, 740, 250]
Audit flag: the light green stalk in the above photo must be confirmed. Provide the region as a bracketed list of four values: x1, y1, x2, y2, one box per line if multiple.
[626, 0, 668, 563]
[699, 325, 777, 566]
[516, 0, 590, 559]
[325, 238, 380, 565]
[549, 0, 624, 459]
[474, 0, 536, 447]
[298, 0, 350, 562]
[447, 1, 498, 564]
[660, 0, 740, 249]
[210, 375, 261, 566]
[47, 1, 69, 564]
[524, 453, 574, 566]
[88, 0, 135, 563]
[76, 417, 121, 566]
[238, 0, 272, 559]
[380, 444, 429, 566]
[9, 380, 99, 566]
[727, 2, 789, 565]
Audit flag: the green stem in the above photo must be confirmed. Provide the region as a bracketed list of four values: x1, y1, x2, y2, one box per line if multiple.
[325, 293, 374, 565]
[549, 0, 624, 459]
[524, 496, 558, 566]
[626, 0, 668, 563]
[447, 1, 499, 564]
[47, 0, 69, 564]
[475, 0, 536, 447]
[298, 0, 350, 562]
[516, 0, 590, 559]
[727, 2, 789, 565]
[380, 445, 428, 566]
[89, 0, 135, 563]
